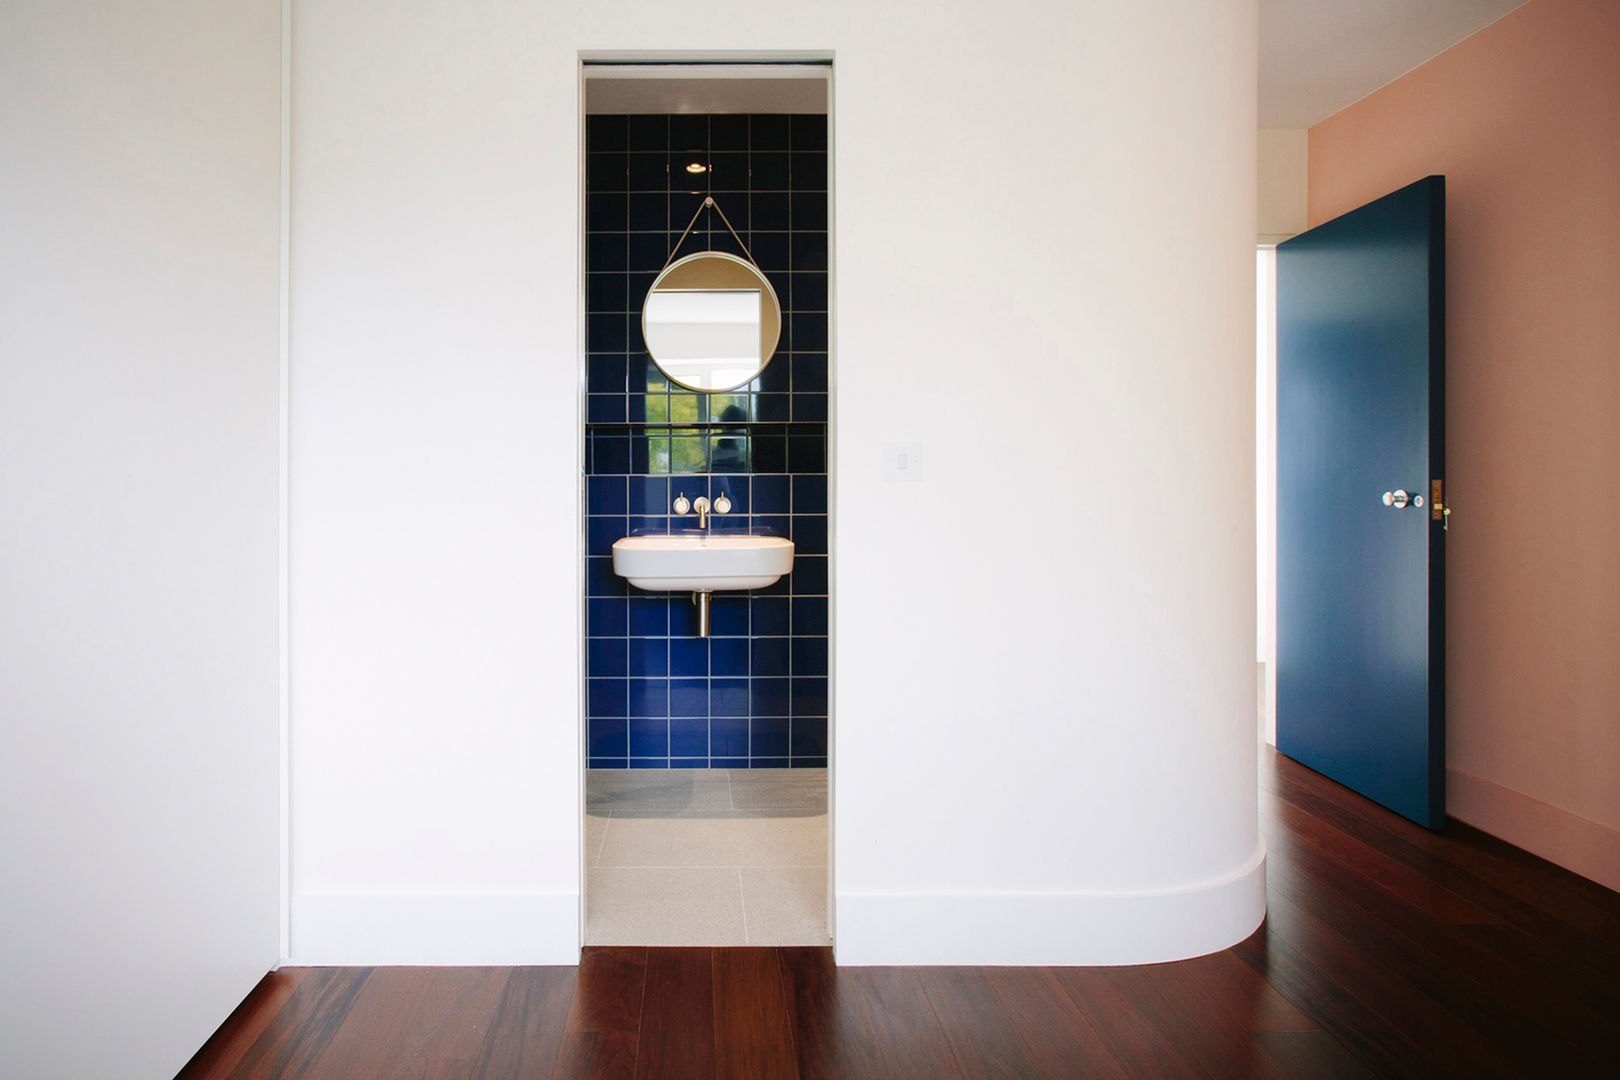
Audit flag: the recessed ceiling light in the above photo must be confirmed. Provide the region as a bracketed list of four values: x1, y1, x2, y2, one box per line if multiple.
[686, 162, 708, 174]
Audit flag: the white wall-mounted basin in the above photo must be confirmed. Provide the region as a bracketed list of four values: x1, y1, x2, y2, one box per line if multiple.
[611, 534, 794, 592]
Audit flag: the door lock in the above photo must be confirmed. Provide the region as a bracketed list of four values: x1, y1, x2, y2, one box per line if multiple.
[1382, 489, 1411, 509]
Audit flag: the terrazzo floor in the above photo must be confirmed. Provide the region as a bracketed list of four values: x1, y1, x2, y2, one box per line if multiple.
[583, 768, 830, 947]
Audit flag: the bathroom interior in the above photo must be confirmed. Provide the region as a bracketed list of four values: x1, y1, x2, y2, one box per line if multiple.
[581, 65, 833, 946]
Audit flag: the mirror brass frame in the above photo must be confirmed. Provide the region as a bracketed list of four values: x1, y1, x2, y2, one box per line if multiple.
[642, 250, 782, 393]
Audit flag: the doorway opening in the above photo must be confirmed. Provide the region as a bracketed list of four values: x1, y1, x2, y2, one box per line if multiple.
[578, 60, 834, 946]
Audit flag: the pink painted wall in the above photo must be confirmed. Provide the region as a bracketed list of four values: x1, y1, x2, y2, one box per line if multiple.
[1307, 0, 1620, 888]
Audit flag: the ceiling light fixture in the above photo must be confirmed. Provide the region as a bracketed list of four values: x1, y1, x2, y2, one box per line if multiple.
[686, 162, 708, 174]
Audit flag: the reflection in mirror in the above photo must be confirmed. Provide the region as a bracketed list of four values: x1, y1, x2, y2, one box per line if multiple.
[642, 251, 780, 392]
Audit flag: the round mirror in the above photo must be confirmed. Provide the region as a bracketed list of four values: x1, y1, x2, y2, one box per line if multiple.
[642, 251, 781, 392]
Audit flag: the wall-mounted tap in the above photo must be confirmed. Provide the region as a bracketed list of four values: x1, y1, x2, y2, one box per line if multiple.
[693, 496, 710, 529]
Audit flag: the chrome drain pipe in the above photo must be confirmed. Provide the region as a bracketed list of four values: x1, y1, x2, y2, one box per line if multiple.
[692, 590, 712, 638]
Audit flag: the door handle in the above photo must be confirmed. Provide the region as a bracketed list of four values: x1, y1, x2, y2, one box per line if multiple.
[1381, 489, 1426, 509]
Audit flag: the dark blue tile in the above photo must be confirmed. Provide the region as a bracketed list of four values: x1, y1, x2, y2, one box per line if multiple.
[628, 192, 667, 231]
[590, 757, 628, 770]
[752, 597, 790, 636]
[788, 434, 825, 473]
[790, 756, 828, 769]
[710, 114, 748, 150]
[588, 273, 629, 314]
[791, 474, 827, 514]
[756, 391, 790, 421]
[628, 475, 670, 515]
[670, 636, 709, 677]
[592, 434, 630, 474]
[588, 152, 628, 192]
[751, 677, 789, 717]
[589, 678, 628, 719]
[628, 597, 668, 636]
[751, 758, 791, 769]
[792, 515, 827, 556]
[792, 596, 829, 636]
[711, 637, 749, 676]
[711, 479, 748, 515]
[588, 354, 628, 394]
[588, 597, 628, 638]
[791, 153, 827, 191]
[753, 514, 791, 539]
[588, 232, 627, 273]
[709, 595, 748, 636]
[588, 114, 628, 152]
[628, 718, 668, 759]
[750, 193, 790, 232]
[792, 637, 828, 676]
[750, 151, 790, 190]
[711, 717, 750, 757]
[750, 114, 789, 150]
[792, 555, 828, 596]
[629, 677, 669, 718]
[629, 232, 669, 273]
[791, 271, 828, 312]
[628, 637, 668, 677]
[751, 475, 790, 514]
[669, 597, 700, 637]
[670, 717, 709, 758]
[626, 114, 667, 151]
[792, 353, 828, 392]
[751, 636, 790, 676]
[712, 678, 749, 717]
[587, 515, 626, 556]
[588, 312, 627, 352]
[670, 678, 708, 718]
[755, 574, 790, 597]
[750, 716, 790, 758]
[588, 193, 627, 232]
[588, 638, 627, 678]
[790, 114, 826, 151]
[588, 394, 627, 424]
[589, 717, 627, 758]
[710, 436, 749, 474]
[791, 676, 828, 717]
[790, 311, 828, 350]
[669, 114, 708, 152]
[792, 233, 828, 272]
[586, 474, 628, 516]
[791, 191, 828, 231]
[792, 393, 827, 422]
[711, 756, 748, 769]
[750, 231, 790, 272]
[629, 757, 670, 770]
[628, 514, 667, 536]
[671, 756, 709, 769]
[586, 557, 623, 597]
[628, 152, 667, 191]
[709, 151, 749, 192]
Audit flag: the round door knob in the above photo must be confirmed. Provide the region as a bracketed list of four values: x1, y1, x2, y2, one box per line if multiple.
[1382, 490, 1411, 509]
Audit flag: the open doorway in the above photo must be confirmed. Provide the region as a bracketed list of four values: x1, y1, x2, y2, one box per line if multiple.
[1257, 245, 1277, 747]
[578, 61, 834, 946]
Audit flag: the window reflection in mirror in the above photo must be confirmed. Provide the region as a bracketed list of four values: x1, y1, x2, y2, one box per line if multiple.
[643, 288, 762, 391]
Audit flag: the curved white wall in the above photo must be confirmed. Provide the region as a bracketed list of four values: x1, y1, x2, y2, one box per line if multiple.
[289, 0, 1261, 964]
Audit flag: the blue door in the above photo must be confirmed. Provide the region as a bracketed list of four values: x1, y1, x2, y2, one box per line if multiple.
[1276, 176, 1446, 828]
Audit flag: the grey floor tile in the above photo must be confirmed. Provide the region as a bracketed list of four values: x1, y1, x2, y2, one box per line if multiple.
[585, 768, 732, 811]
[585, 867, 747, 946]
[597, 812, 828, 869]
[729, 767, 828, 811]
[741, 866, 832, 946]
[585, 811, 609, 867]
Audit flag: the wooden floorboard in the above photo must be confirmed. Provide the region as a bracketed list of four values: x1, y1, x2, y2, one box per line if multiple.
[177, 748, 1620, 1079]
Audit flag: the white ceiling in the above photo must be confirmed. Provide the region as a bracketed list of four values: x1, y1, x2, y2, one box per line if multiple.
[1259, 0, 1529, 128]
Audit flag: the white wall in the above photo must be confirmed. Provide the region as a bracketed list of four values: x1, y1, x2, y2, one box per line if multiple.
[290, 0, 1263, 965]
[0, 3, 284, 1077]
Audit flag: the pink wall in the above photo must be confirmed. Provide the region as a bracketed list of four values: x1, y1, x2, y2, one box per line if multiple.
[1308, 0, 1620, 889]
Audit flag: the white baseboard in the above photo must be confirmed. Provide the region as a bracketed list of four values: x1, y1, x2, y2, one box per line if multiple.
[833, 843, 1267, 966]
[1447, 767, 1620, 893]
[288, 892, 579, 965]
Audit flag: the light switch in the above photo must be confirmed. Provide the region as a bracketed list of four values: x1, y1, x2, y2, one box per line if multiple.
[883, 441, 923, 483]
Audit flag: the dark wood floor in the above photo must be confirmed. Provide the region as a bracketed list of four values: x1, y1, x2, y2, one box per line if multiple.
[179, 748, 1620, 1079]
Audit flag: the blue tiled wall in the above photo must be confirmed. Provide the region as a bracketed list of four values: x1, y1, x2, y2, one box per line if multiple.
[584, 113, 828, 770]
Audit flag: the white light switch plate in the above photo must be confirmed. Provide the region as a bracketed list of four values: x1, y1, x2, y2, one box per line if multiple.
[883, 441, 923, 483]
